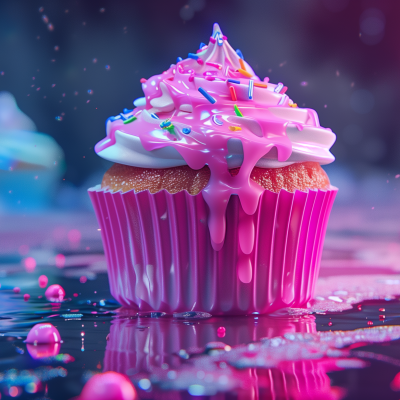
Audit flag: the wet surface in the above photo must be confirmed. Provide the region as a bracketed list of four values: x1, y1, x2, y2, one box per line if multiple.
[2, 205, 400, 399]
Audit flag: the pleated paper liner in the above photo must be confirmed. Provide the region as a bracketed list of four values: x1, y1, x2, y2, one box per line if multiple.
[88, 185, 337, 315]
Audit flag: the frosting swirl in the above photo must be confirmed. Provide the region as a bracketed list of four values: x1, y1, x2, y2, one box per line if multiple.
[95, 23, 336, 250]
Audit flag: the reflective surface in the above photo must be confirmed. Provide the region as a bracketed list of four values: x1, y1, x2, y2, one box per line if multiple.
[2, 205, 400, 399]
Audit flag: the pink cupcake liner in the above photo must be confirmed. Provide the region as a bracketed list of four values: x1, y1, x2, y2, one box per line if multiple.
[88, 185, 337, 314]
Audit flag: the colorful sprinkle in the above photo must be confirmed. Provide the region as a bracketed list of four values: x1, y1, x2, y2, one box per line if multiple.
[238, 68, 253, 78]
[216, 33, 223, 46]
[188, 53, 199, 60]
[206, 62, 222, 70]
[239, 58, 246, 71]
[119, 113, 127, 121]
[229, 86, 237, 101]
[140, 78, 147, 83]
[278, 94, 287, 105]
[160, 120, 172, 128]
[274, 83, 284, 93]
[198, 87, 216, 104]
[222, 35, 228, 40]
[229, 126, 242, 131]
[254, 82, 268, 88]
[150, 113, 159, 119]
[182, 127, 191, 134]
[123, 116, 137, 124]
[248, 79, 254, 100]
[123, 108, 133, 114]
[176, 57, 183, 63]
[289, 103, 298, 108]
[212, 115, 223, 126]
[196, 58, 204, 65]
[234, 104, 243, 117]
[224, 66, 230, 76]
[209, 36, 216, 44]
[199, 42, 206, 49]
[236, 49, 244, 59]
[281, 86, 288, 94]
[227, 79, 240, 84]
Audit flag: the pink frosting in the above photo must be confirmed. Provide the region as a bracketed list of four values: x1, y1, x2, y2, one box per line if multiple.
[95, 24, 335, 250]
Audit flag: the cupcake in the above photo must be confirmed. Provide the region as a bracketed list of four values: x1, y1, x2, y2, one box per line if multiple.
[0, 92, 65, 210]
[89, 24, 337, 314]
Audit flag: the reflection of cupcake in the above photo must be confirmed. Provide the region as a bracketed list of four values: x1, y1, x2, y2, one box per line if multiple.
[0, 92, 64, 210]
[89, 24, 337, 314]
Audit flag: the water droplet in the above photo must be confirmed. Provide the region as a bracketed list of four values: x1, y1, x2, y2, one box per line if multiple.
[328, 322, 333, 326]
[217, 327, 226, 338]
[379, 308, 385, 312]
[38, 275, 48, 288]
[13, 287, 20, 294]
[45, 284, 65, 302]
[367, 321, 373, 325]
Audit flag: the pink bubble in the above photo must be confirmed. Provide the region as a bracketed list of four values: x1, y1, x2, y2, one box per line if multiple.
[55, 253, 66, 268]
[24, 257, 36, 272]
[18, 244, 29, 255]
[217, 326, 226, 338]
[13, 287, 20, 294]
[68, 229, 81, 243]
[27, 342, 60, 359]
[26, 323, 61, 344]
[38, 275, 48, 288]
[24, 294, 30, 301]
[78, 371, 137, 400]
[45, 284, 65, 302]
[80, 276, 87, 284]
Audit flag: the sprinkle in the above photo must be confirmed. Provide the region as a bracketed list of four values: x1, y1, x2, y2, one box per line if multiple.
[229, 126, 242, 131]
[188, 75, 194, 82]
[182, 127, 191, 134]
[196, 58, 204, 65]
[274, 83, 284, 93]
[212, 115, 223, 126]
[278, 95, 287, 105]
[239, 58, 246, 71]
[160, 120, 172, 128]
[199, 42, 206, 49]
[206, 62, 222, 70]
[224, 66, 230, 76]
[227, 79, 240, 84]
[176, 57, 183, 63]
[165, 125, 176, 135]
[151, 113, 159, 119]
[236, 49, 244, 59]
[237, 69, 253, 78]
[209, 36, 216, 44]
[248, 80, 254, 99]
[216, 33, 223, 46]
[264, 77, 270, 83]
[198, 87, 216, 104]
[280, 86, 288, 94]
[234, 104, 243, 117]
[123, 108, 133, 113]
[222, 35, 228, 40]
[123, 116, 137, 124]
[188, 53, 199, 60]
[140, 78, 147, 83]
[254, 82, 268, 88]
[229, 86, 237, 101]
[119, 113, 127, 121]
[205, 76, 215, 81]
[289, 103, 298, 108]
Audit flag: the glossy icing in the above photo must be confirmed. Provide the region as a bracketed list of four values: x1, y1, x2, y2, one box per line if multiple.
[95, 24, 336, 250]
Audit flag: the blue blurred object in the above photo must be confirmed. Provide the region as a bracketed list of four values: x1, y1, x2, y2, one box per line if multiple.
[0, 92, 65, 211]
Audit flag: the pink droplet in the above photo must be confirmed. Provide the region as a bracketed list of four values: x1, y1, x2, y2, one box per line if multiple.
[24, 257, 36, 272]
[79, 371, 137, 400]
[45, 284, 65, 302]
[328, 322, 333, 326]
[217, 327, 226, 338]
[379, 308, 385, 312]
[379, 315, 385, 319]
[367, 321, 373, 325]
[55, 254, 66, 268]
[24, 294, 30, 301]
[26, 323, 61, 344]
[13, 287, 20, 294]
[27, 342, 60, 360]
[68, 229, 81, 243]
[80, 276, 88, 284]
[38, 275, 48, 288]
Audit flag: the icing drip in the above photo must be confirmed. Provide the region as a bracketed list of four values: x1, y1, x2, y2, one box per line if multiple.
[95, 23, 335, 252]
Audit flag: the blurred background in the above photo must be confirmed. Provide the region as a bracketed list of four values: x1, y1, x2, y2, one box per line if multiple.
[0, 0, 399, 211]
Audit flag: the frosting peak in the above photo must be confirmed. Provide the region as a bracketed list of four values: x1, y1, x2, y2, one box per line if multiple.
[95, 24, 336, 250]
